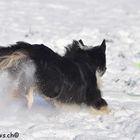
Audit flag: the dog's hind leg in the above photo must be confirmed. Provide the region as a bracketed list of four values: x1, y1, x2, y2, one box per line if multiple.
[25, 86, 35, 109]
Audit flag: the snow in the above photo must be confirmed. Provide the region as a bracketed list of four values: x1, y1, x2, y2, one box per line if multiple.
[0, 0, 140, 139]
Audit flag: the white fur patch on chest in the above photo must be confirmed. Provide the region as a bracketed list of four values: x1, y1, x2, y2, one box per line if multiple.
[96, 71, 103, 89]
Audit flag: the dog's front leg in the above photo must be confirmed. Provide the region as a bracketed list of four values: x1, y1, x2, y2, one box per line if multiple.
[86, 88, 111, 114]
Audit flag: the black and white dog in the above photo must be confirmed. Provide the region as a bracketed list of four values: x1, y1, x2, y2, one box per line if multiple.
[0, 39, 108, 112]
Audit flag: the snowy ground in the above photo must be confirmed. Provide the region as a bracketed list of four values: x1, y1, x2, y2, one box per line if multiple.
[0, 0, 140, 139]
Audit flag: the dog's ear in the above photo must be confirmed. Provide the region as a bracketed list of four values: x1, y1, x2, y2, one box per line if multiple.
[100, 39, 106, 52]
[79, 39, 84, 46]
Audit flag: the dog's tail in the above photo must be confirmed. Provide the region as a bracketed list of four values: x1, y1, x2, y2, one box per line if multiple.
[0, 42, 32, 70]
[0, 51, 28, 70]
[0, 41, 53, 70]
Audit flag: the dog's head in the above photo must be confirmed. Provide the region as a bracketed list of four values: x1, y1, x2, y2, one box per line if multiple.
[65, 39, 107, 76]
[85, 40, 106, 76]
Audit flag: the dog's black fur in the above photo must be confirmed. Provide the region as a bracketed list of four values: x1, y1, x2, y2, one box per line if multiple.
[0, 39, 107, 110]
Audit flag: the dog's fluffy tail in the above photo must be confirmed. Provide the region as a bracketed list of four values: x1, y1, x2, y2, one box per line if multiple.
[0, 51, 28, 70]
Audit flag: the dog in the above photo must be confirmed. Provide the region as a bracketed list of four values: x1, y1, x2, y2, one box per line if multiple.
[0, 39, 108, 113]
